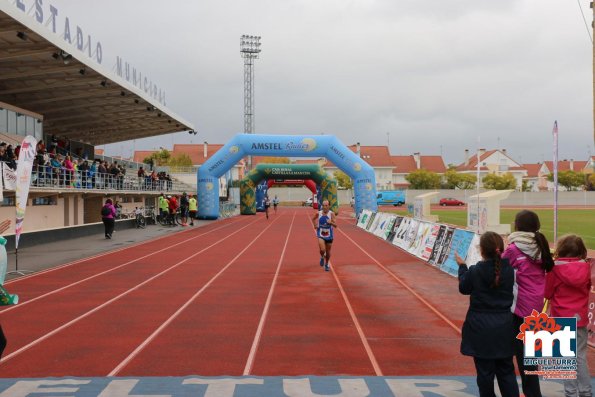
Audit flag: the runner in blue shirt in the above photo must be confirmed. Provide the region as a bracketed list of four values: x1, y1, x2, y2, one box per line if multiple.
[312, 200, 337, 272]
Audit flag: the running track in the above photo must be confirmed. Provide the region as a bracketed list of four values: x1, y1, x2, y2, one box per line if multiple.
[1, 207, 594, 378]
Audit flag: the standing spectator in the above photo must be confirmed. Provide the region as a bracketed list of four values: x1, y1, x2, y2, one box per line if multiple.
[158, 193, 169, 224]
[545, 235, 591, 397]
[179, 192, 189, 226]
[101, 199, 116, 239]
[502, 210, 554, 397]
[97, 161, 107, 188]
[36, 139, 46, 154]
[168, 195, 178, 225]
[188, 194, 198, 226]
[455, 232, 519, 397]
[63, 155, 74, 187]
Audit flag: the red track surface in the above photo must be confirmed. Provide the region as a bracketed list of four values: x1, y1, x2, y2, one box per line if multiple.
[1, 208, 593, 377]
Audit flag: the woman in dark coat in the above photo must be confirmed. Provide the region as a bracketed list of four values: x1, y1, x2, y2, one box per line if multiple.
[456, 231, 519, 397]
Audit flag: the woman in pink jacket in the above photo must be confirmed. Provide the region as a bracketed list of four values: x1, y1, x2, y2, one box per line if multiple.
[502, 210, 554, 397]
[545, 235, 591, 397]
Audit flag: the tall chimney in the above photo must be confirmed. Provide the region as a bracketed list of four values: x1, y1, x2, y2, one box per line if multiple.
[479, 148, 486, 157]
[570, 158, 574, 171]
[356, 142, 361, 157]
[413, 152, 421, 169]
[502, 149, 507, 155]
[464, 149, 469, 166]
[203, 141, 208, 158]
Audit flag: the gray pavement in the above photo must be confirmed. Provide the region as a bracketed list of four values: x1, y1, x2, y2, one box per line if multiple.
[4, 219, 217, 281]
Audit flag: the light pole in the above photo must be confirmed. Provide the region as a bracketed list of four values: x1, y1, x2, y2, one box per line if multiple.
[240, 34, 261, 171]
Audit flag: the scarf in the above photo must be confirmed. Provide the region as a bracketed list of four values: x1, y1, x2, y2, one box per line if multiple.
[508, 231, 541, 260]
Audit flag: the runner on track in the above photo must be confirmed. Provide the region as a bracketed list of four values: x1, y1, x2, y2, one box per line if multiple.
[264, 195, 271, 219]
[312, 199, 337, 271]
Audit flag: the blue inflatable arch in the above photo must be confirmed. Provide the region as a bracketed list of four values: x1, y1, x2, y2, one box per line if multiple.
[197, 134, 378, 219]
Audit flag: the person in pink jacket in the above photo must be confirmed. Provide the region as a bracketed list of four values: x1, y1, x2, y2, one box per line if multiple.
[502, 210, 554, 397]
[545, 234, 591, 397]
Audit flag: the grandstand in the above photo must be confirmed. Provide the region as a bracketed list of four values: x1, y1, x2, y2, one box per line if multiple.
[0, 3, 195, 235]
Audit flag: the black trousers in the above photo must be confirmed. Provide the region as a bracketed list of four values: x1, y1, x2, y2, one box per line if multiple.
[474, 357, 519, 397]
[0, 324, 6, 358]
[102, 218, 114, 237]
[513, 314, 542, 397]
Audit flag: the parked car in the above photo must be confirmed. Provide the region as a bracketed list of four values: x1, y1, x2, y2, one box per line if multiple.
[303, 197, 314, 206]
[439, 197, 465, 206]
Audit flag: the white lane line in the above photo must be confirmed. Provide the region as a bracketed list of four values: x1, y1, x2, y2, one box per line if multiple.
[109, 215, 283, 376]
[243, 212, 296, 375]
[4, 217, 240, 285]
[0, 217, 262, 365]
[331, 261, 383, 376]
[0, 219, 241, 314]
[336, 226, 462, 335]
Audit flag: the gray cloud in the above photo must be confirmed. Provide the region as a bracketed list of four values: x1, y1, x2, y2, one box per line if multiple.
[47, 0, 594, 165]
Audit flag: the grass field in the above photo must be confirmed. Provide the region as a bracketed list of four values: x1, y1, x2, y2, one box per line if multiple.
[388, 209, 595, 250]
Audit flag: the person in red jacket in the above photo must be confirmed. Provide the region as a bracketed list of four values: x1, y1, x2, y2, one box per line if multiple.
[545, 234, 592, 397]
[167, 195, 178, 226]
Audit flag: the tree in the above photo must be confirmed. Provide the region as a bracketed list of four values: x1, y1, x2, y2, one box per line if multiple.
[261, 157, 290, 164]
[444, 169, 477, 189]
[546, 170, 585, 191]
[521, 180, 531, 192]
[168, 153, 193, 168]
[143, 149, 171, 167]
[482, 173, 517, 190]
[333, 170, 353, 189]
[587, 173, 595, 191]
[405, 169, 441, 189]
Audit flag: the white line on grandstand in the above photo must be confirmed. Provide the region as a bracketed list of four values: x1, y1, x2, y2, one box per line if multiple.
[243, 212, 296, 375]
[336, 222, 462, 335]
[110, 215, 283, 376]
[0, 217, 262, 365]
[0, 218, 242, 314]
[4, 217, 240, 285]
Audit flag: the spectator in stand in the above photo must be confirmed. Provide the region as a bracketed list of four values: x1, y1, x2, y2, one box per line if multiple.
[50, 154, 62, 185]
[50, 135, 58, 153]
[36, 139, 45, 155]
[89, 160, 97, 188]
[118, 165, 125, 190]
[97, 161, 107, 188]
[109, 162, 120, 189]
[78, 160, 90, 188]
[63, 155, 74, 187]
[101, 199, 116, 239]
[137, 167, 146, 189]
[188, 194, 198, 226]
[150, 170, 158, 190]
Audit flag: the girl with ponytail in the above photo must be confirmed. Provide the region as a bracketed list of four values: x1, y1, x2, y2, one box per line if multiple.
[502, 210, 553, 397]
[456, 232, 518, 397]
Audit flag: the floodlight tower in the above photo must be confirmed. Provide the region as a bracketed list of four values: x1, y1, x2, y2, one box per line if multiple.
[240, 34, 261, 170]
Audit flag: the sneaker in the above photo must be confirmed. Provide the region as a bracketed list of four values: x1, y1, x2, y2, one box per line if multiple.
[324, 263, 330, 272]
[319, 257, 325, 266]
[106, 234, 111, 239]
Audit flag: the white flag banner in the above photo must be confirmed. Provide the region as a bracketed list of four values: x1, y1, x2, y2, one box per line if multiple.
[15, 136, 37, 250]
[2, 163, 16, 191]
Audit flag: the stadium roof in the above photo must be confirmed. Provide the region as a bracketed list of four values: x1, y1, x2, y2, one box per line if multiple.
[0, 4, 194, 145]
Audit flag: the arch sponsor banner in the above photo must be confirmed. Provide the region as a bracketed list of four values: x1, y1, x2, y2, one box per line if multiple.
[198, 134, 377, 219]
[440, 229, 476, 277]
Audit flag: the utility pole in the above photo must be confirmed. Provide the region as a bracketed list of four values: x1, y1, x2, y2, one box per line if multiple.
[240, 35, 261, 171]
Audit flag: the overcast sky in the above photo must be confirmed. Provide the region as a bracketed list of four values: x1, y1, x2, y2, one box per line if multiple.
[46, 0, 595, 166]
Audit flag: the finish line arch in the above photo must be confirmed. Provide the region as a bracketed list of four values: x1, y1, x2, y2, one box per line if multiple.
[197, 134, 378, 219]
[240, 164, 337, 215]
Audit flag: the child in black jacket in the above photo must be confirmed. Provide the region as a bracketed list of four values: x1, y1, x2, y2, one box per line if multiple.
[456, 231, 519, 397]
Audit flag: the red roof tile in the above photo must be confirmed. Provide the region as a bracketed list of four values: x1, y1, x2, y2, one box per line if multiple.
[523, 164, 542, 178]
[391, 156, 417, 173]
[94, 149, 104, 155]
[133, 150, 157, 163]
[347, 145, 393, 167]
[420, 155, 446, 173]
[544, 160, 588, 173]
[456, 150, 498, 171]
[173, 144, 224, 165]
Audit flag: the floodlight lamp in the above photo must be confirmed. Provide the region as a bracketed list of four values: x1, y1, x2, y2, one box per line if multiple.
[134, 99, 139, 104]
[79, 68, 86, 75]
[16, 31, 27, 40]
[120, 91, 125, 96]
[100, 80, 107, 87]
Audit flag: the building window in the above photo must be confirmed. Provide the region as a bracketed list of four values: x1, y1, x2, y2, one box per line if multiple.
[1, 197, 15, 206]
[32, 195, 57, 205]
